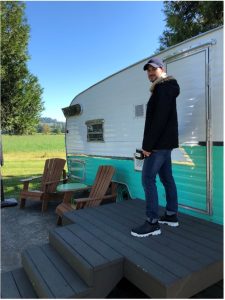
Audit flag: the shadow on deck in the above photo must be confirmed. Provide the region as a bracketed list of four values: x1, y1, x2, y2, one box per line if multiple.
[1, 199, 223, 298]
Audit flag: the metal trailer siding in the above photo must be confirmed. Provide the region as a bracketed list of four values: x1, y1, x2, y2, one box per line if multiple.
[65, 27, 223, 224]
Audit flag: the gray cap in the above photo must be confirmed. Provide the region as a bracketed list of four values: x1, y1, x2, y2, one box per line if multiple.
[143, 57, 164, 70]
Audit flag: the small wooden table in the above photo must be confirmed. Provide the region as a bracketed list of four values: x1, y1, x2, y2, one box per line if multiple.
[57, 182, 89, 205]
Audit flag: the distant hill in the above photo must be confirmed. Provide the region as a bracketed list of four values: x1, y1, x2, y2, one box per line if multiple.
[38, 117, 66, 133]
[40, 117, 65, 124]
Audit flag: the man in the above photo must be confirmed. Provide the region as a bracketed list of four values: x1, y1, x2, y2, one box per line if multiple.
[131, 57, 180, 237]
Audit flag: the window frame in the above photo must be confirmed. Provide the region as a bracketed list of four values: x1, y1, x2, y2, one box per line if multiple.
[85, 119, 105, 142]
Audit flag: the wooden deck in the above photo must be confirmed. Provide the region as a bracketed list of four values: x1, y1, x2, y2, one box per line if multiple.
[1, 199, 223, 298]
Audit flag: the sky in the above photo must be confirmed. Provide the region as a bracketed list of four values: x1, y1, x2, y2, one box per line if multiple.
[25, 1, 166, 122]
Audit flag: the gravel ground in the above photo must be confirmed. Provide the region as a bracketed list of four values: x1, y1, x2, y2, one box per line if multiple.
[1, 200, 58, 273]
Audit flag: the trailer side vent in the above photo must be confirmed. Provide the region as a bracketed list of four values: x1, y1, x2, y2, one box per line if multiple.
[62, 104, 82, 118]
[135, 104, 144, 117]
[85, 119, 104, 142]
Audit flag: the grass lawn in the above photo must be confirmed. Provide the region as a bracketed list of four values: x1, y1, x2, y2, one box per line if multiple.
[1, 134, 67, 199]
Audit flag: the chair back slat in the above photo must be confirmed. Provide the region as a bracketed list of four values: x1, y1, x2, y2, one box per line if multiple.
[87, 165, 115, 207]
[40, 158, 66, 192]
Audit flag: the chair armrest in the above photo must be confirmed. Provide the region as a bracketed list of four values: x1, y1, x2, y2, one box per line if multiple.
[20, 176, 42, 191]
[75, 194, 117, 204]
[75, 197, 92, 209]
[103, 194, 117, 200]
[20, 176, 42, 183]
[59, 185, 92, 205]
[44, 178, 69, 186]
[63, 186, 92, 193]
[75, 197, 91, 204]
[75, 194, 117, 209]
[102, 194, 117, 200]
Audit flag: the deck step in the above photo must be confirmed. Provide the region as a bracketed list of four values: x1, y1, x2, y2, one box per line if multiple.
[1, 268, 37, 299]
[49, 224, 124, 297]
[62, 200, 223, 298]
[21, 243, 91, 298]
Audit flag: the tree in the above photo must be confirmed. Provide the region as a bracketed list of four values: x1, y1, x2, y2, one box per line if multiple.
[61, 123, 66, 134]
[42, 124, 51, 135]
[158, 1, 223, 51]
[52, 125, 62, 134]
[36, 123, 43, 133]
[1, 1, 44, 134]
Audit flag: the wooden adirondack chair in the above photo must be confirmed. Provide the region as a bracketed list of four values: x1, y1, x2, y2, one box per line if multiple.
[19, 158, 66, 212]
[56, 165, 117, 225]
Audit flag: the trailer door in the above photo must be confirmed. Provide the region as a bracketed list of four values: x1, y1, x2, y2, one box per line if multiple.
[165, 48, 211, 215]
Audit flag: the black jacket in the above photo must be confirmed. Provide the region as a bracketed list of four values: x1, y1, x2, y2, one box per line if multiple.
[142, 76, 180, 152]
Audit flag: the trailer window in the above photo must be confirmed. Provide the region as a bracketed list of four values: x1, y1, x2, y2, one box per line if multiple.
[86, 119, 104, 142]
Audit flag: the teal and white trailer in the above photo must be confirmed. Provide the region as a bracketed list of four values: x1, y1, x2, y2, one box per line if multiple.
[62, 26, 223, 224]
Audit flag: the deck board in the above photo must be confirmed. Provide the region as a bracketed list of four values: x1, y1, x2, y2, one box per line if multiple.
[40, 244, 91, 296]
[78, 209, 201, 275]
[67, 201, 221, 262]
[84, 206, 216, 268]
[68, 213, 190, 278]
[99, 201, 222, 254]
[64, 198, 223, 298]
[67, 224, 124, 262]
[116, 199, 223, 243]
[22, 244, 91, 298]
[54, 227, 108, 267]
[25, 246, 75, 298]
[1, 270, 22, 299]
[130, 200, 222, 242]
[1, 268, 38, 299]
[127, 199, 222, 231]
[66, 215, 179, 284]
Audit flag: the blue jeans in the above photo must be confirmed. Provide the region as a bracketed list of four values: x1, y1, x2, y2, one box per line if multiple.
[142, 149, 178, 220]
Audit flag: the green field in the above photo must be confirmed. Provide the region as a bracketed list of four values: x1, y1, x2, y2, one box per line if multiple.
[3, 134, 66, 153]
[1, 134, 67, 199]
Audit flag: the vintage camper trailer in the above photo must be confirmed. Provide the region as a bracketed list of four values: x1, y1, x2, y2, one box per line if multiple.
[62, 26, 223, 224]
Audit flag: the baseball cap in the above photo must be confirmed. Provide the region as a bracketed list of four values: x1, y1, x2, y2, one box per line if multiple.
[143, 57, 164, 70]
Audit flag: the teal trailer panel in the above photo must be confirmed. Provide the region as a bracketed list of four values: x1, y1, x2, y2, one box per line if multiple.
[67, 145, 223, 224]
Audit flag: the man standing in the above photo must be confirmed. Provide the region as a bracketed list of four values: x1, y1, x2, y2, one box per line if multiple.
[131, 57, 180, 237]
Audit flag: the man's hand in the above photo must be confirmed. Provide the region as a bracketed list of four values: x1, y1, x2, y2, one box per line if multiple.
[142, 150, 151, 157]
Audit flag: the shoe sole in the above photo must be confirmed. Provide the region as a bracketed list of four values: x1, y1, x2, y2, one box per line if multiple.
[158, 221, 179, 227]
[131, 229, 161, 237]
